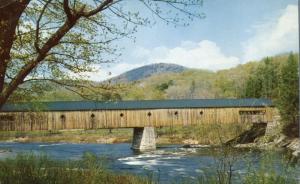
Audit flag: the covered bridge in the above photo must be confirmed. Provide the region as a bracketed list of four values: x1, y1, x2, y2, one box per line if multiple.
[0, 98, 276, 150]
[0, 98, 275, 131]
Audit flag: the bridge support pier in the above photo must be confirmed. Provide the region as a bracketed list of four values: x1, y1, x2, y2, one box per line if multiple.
[131, 127, 156, 151]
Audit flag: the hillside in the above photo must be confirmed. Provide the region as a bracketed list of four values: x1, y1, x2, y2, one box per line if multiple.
[120, 53, 298, 100]
[27, 53, 298, 101]
[108, 63, 187, 83]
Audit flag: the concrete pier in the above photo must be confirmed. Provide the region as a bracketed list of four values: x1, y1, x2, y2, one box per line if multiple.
[131, 127, 156, 151]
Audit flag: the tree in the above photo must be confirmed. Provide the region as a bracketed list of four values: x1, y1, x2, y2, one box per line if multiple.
[189, 80, 196, 98]
[101, 91, 122, 101]
[241, 54, 299, 137]
[277, 53, 299, 137]
[242, 57, 279, 99]
[243, 74, 263, 98]
[261, 58, 278, 98]
[156, 80, 174, 92]
[0, 0, 204, 108]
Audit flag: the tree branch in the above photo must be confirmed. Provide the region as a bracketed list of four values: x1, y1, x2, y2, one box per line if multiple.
[22, 78, 118, 100]
[0, 0, 30, 96]
[82, 0, 113, 17]
[4, 16, 79, 101]
[35, 0, 52, 53]
[63, 0, 73, 20]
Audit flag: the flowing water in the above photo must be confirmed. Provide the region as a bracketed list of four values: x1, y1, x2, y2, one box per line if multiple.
[0, 142, 299, 183]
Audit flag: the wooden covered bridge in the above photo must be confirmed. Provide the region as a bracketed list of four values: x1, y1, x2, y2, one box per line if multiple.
[0, 98, 275, 150]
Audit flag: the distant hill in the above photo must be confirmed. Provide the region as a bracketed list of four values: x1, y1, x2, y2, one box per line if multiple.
[31, 53, 297, 101]
[108, 63, 187, 83]
[120, 53, 298, 100]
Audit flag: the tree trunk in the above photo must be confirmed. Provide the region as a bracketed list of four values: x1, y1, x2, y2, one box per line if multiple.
[0, 0, 30, 109]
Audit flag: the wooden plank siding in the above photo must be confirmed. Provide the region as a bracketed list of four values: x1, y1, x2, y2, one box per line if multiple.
[0, 107, 276, 131]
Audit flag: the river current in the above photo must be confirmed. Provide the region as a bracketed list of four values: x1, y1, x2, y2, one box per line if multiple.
[0, 142, 299, 183]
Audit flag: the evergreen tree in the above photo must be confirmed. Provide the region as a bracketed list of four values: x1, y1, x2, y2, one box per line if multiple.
[243, 57, 279, 99]
[243, 74, 263, 98]
[261, 58, 278, 98]
[276, 53, 299, 136]
[190, 80, 196, 98]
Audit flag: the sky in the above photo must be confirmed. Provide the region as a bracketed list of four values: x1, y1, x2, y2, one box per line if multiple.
[86, 0, 299, 81]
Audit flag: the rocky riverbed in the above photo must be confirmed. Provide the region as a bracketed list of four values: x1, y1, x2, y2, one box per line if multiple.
[181, 122, 300, 159]
[228, 122, 300, 158]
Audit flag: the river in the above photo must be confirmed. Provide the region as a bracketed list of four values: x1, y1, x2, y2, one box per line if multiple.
[0, 142, 299, 183]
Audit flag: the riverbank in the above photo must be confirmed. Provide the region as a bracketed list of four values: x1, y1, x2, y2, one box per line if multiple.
[233, 135, 300, 157]
[224, 122, 300, 158]
[0, 123, 250, 145]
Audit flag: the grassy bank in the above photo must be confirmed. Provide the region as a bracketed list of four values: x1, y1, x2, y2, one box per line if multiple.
[156, 123, 250, 145]
[0, 123, 250, 145]
[0, 153, 149, 184]
[0, 129, 133, 144]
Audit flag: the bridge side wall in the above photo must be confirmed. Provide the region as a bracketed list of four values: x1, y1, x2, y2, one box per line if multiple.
[0, 107, 276, 131]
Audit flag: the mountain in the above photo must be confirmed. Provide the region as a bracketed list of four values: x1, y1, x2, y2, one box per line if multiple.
[33, 53, 297, 101]
[108, 63, 187, 83]
[120, 53, 298, 100]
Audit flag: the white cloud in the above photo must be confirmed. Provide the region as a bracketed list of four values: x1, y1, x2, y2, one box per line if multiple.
[150, 40, 240, 70]
[129, 40, 240, 71]
[243, 4, 299, 61]
[82, 40, 240, 81]
[81, 69, 110, 81]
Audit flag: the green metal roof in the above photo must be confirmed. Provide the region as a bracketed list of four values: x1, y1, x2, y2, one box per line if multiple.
[0, 98, 273, 112]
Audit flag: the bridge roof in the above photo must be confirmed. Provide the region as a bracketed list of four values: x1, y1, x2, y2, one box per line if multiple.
[0, 98, 273, 112]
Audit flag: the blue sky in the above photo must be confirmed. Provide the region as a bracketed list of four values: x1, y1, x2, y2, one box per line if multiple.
[86, 0, 299, 81]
